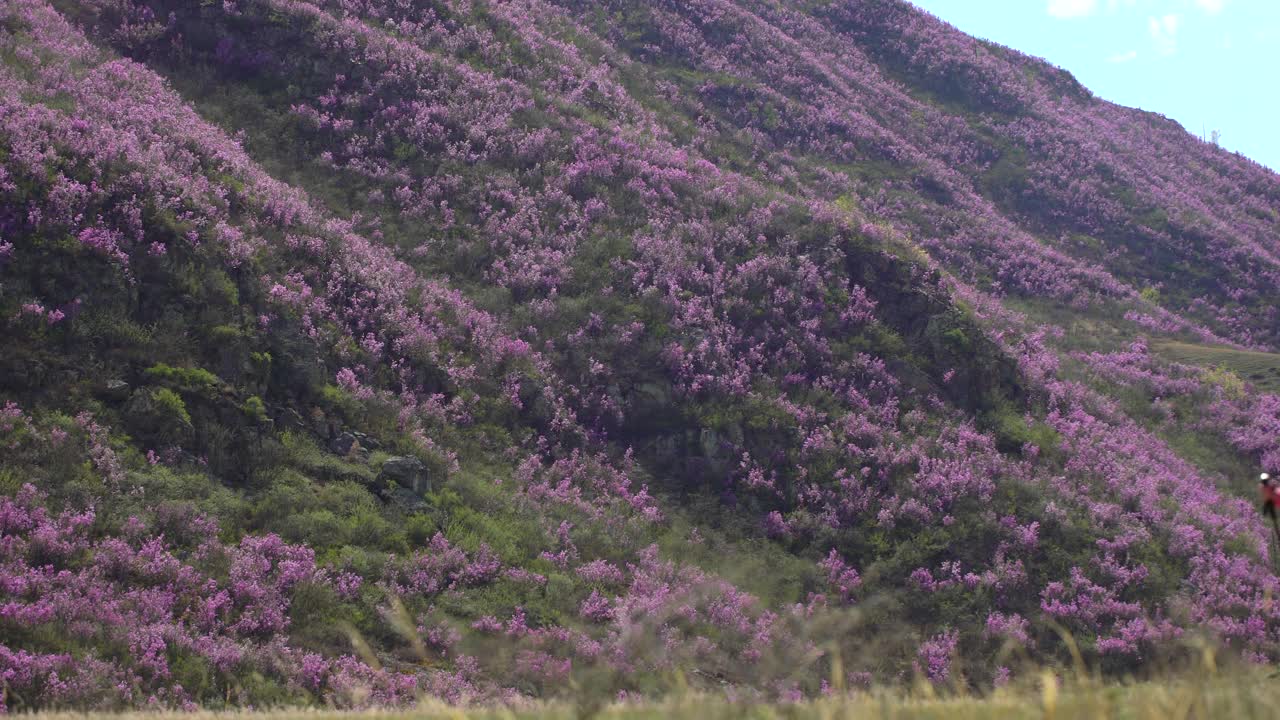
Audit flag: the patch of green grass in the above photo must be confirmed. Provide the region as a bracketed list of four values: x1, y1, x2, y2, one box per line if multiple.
[277, 431, 374, 486]
[1154, 341, 1280, 394]
[144, 363, 223, 392]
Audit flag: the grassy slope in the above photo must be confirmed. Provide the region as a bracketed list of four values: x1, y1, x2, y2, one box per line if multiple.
[999, 297, 1265, 495]
[1154, 342, 1280, 395]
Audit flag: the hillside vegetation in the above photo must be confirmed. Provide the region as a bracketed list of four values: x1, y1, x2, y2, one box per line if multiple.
[2, 0, 1280, 711]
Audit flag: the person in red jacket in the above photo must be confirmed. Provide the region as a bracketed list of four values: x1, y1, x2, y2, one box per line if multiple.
[1261, 473, 1280, 545]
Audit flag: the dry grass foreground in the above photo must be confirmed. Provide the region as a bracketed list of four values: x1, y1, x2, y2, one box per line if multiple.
[19, 670, 1280, 720]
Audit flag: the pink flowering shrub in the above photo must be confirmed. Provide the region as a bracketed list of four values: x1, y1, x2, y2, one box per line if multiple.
[819, 550, 861, 605]
[0, 485, 425, 711]
[915, 630, 959, 684]
[382, 533, 502, 597]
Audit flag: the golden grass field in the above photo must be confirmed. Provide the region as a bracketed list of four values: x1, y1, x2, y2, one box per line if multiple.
[24, 671, 1280, 720]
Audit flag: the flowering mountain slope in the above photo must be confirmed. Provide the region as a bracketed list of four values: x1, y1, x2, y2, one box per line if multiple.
[2, 0, 1279, 709]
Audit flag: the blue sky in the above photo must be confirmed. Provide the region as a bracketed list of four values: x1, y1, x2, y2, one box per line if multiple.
[908, 0, 1280, 171]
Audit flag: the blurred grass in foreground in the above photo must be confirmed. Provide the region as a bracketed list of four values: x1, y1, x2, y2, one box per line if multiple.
[24, 670, 1280, 720]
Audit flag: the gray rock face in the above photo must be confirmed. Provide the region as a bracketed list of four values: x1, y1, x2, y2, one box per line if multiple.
[103, 379, 131, 400]
[379, 456, 431, 495]
[699, 427, 721, 460]
[698, 424, 743, 474]
[330, 432, 359, 456]
[330, 431, 382, 457]
[651, 433, 684, 463]
[353, 431, 381, 450]
[635, 381, 671, 407]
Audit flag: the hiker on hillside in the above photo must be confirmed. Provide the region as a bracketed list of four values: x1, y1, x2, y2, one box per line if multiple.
[1260, 473, 1280, 545]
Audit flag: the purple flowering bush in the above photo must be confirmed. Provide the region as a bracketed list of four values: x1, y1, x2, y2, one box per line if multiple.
[0, 483, 424, 710]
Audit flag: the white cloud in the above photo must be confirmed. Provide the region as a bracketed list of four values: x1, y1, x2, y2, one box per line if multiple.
[1194, 0, 1226, 14]
[1107, 49, 1139, 62]
[1047, 0, 1098, 19]
[1148, 13, 1180, 55]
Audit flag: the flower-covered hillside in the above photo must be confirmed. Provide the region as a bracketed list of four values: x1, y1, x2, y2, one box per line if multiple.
[2, 0, 1279, 710]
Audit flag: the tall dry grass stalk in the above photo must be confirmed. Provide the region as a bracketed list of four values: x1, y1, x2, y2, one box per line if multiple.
[17, 671, 1280, 720]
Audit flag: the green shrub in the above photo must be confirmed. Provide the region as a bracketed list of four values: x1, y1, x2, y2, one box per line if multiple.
[318, 383, 360, 419]
[247, 472, 402, 552]
[205, 269, 240, 306]
[151, 387, 192, 427]
[984, 405, 1060, 457]
[208, 324, 244, 344]
[167, 652, 219, 706]
[941, 327, 971, 352]
[442, 502, 547, 564]
[406, 514, 442, 547]
[145, 363, 221, 392]
[250, 351, 273, 366]
[1200, 365, 1246, 400]
[242, 395, 268, 422]
[80, 309, 154, 348]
